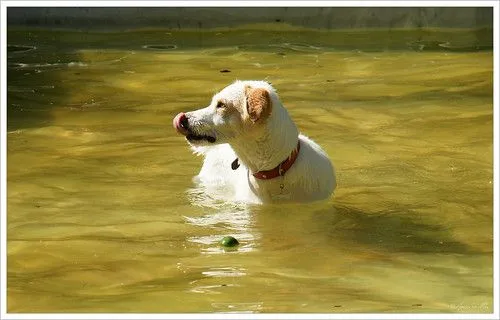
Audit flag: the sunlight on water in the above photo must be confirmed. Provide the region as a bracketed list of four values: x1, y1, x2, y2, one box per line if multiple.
[6, 27, 493, 313]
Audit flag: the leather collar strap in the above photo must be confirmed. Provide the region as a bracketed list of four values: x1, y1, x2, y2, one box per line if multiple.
[252, 141, 301, 180]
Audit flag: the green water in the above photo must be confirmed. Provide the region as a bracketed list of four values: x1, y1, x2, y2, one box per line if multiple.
[6, 27, 493, 313]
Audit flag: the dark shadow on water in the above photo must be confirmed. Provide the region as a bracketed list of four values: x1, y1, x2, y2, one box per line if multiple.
[7, 59, 54, 130]
[254, 202, 472, 255]
[323, 204, 470, 254]
[7, 33, 82, 131]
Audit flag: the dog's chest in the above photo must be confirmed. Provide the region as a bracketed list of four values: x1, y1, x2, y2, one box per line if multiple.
[248, 177, 294, 202]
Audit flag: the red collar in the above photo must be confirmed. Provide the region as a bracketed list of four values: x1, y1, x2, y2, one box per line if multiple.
[252, 141, 301, 180]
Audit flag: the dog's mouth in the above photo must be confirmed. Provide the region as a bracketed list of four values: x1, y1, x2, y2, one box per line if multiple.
[173, 112, 217, 144]
[186, 133, 216, 143]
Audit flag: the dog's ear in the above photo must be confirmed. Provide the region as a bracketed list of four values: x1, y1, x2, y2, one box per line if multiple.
[245, 86, 272, 123]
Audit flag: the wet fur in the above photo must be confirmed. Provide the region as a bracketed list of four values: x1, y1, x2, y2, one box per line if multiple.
[179, 80, 336, 204]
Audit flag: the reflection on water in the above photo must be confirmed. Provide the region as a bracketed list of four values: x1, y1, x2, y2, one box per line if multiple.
[6, 27, 493, 313]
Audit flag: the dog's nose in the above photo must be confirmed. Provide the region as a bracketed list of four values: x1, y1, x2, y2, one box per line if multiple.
[173, 112, 189, 135]
[179, 113, 189, 129]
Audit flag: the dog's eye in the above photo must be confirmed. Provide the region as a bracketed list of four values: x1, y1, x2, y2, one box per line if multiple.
[216, 101, 226, 109]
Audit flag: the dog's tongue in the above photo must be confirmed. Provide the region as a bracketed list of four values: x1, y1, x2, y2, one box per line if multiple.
[173, 113, 187, 135]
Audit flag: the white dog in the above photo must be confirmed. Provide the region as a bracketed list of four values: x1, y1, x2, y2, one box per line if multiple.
[173, 80, 336, 204]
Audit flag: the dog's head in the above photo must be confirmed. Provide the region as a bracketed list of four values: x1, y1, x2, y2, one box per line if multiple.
[173, 80, 276, 146]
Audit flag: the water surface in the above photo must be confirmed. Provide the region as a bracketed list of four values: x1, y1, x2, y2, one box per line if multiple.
[6, 27, 493, 313]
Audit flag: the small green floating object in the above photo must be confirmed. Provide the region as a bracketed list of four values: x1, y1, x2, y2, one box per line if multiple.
[220, 236, 239, 247]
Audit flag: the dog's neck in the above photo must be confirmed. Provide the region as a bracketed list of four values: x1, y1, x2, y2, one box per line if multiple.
[230, 105, 299, 174]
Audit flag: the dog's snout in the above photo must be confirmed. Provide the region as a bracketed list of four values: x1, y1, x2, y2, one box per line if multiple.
[173, 112, 189, 135]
